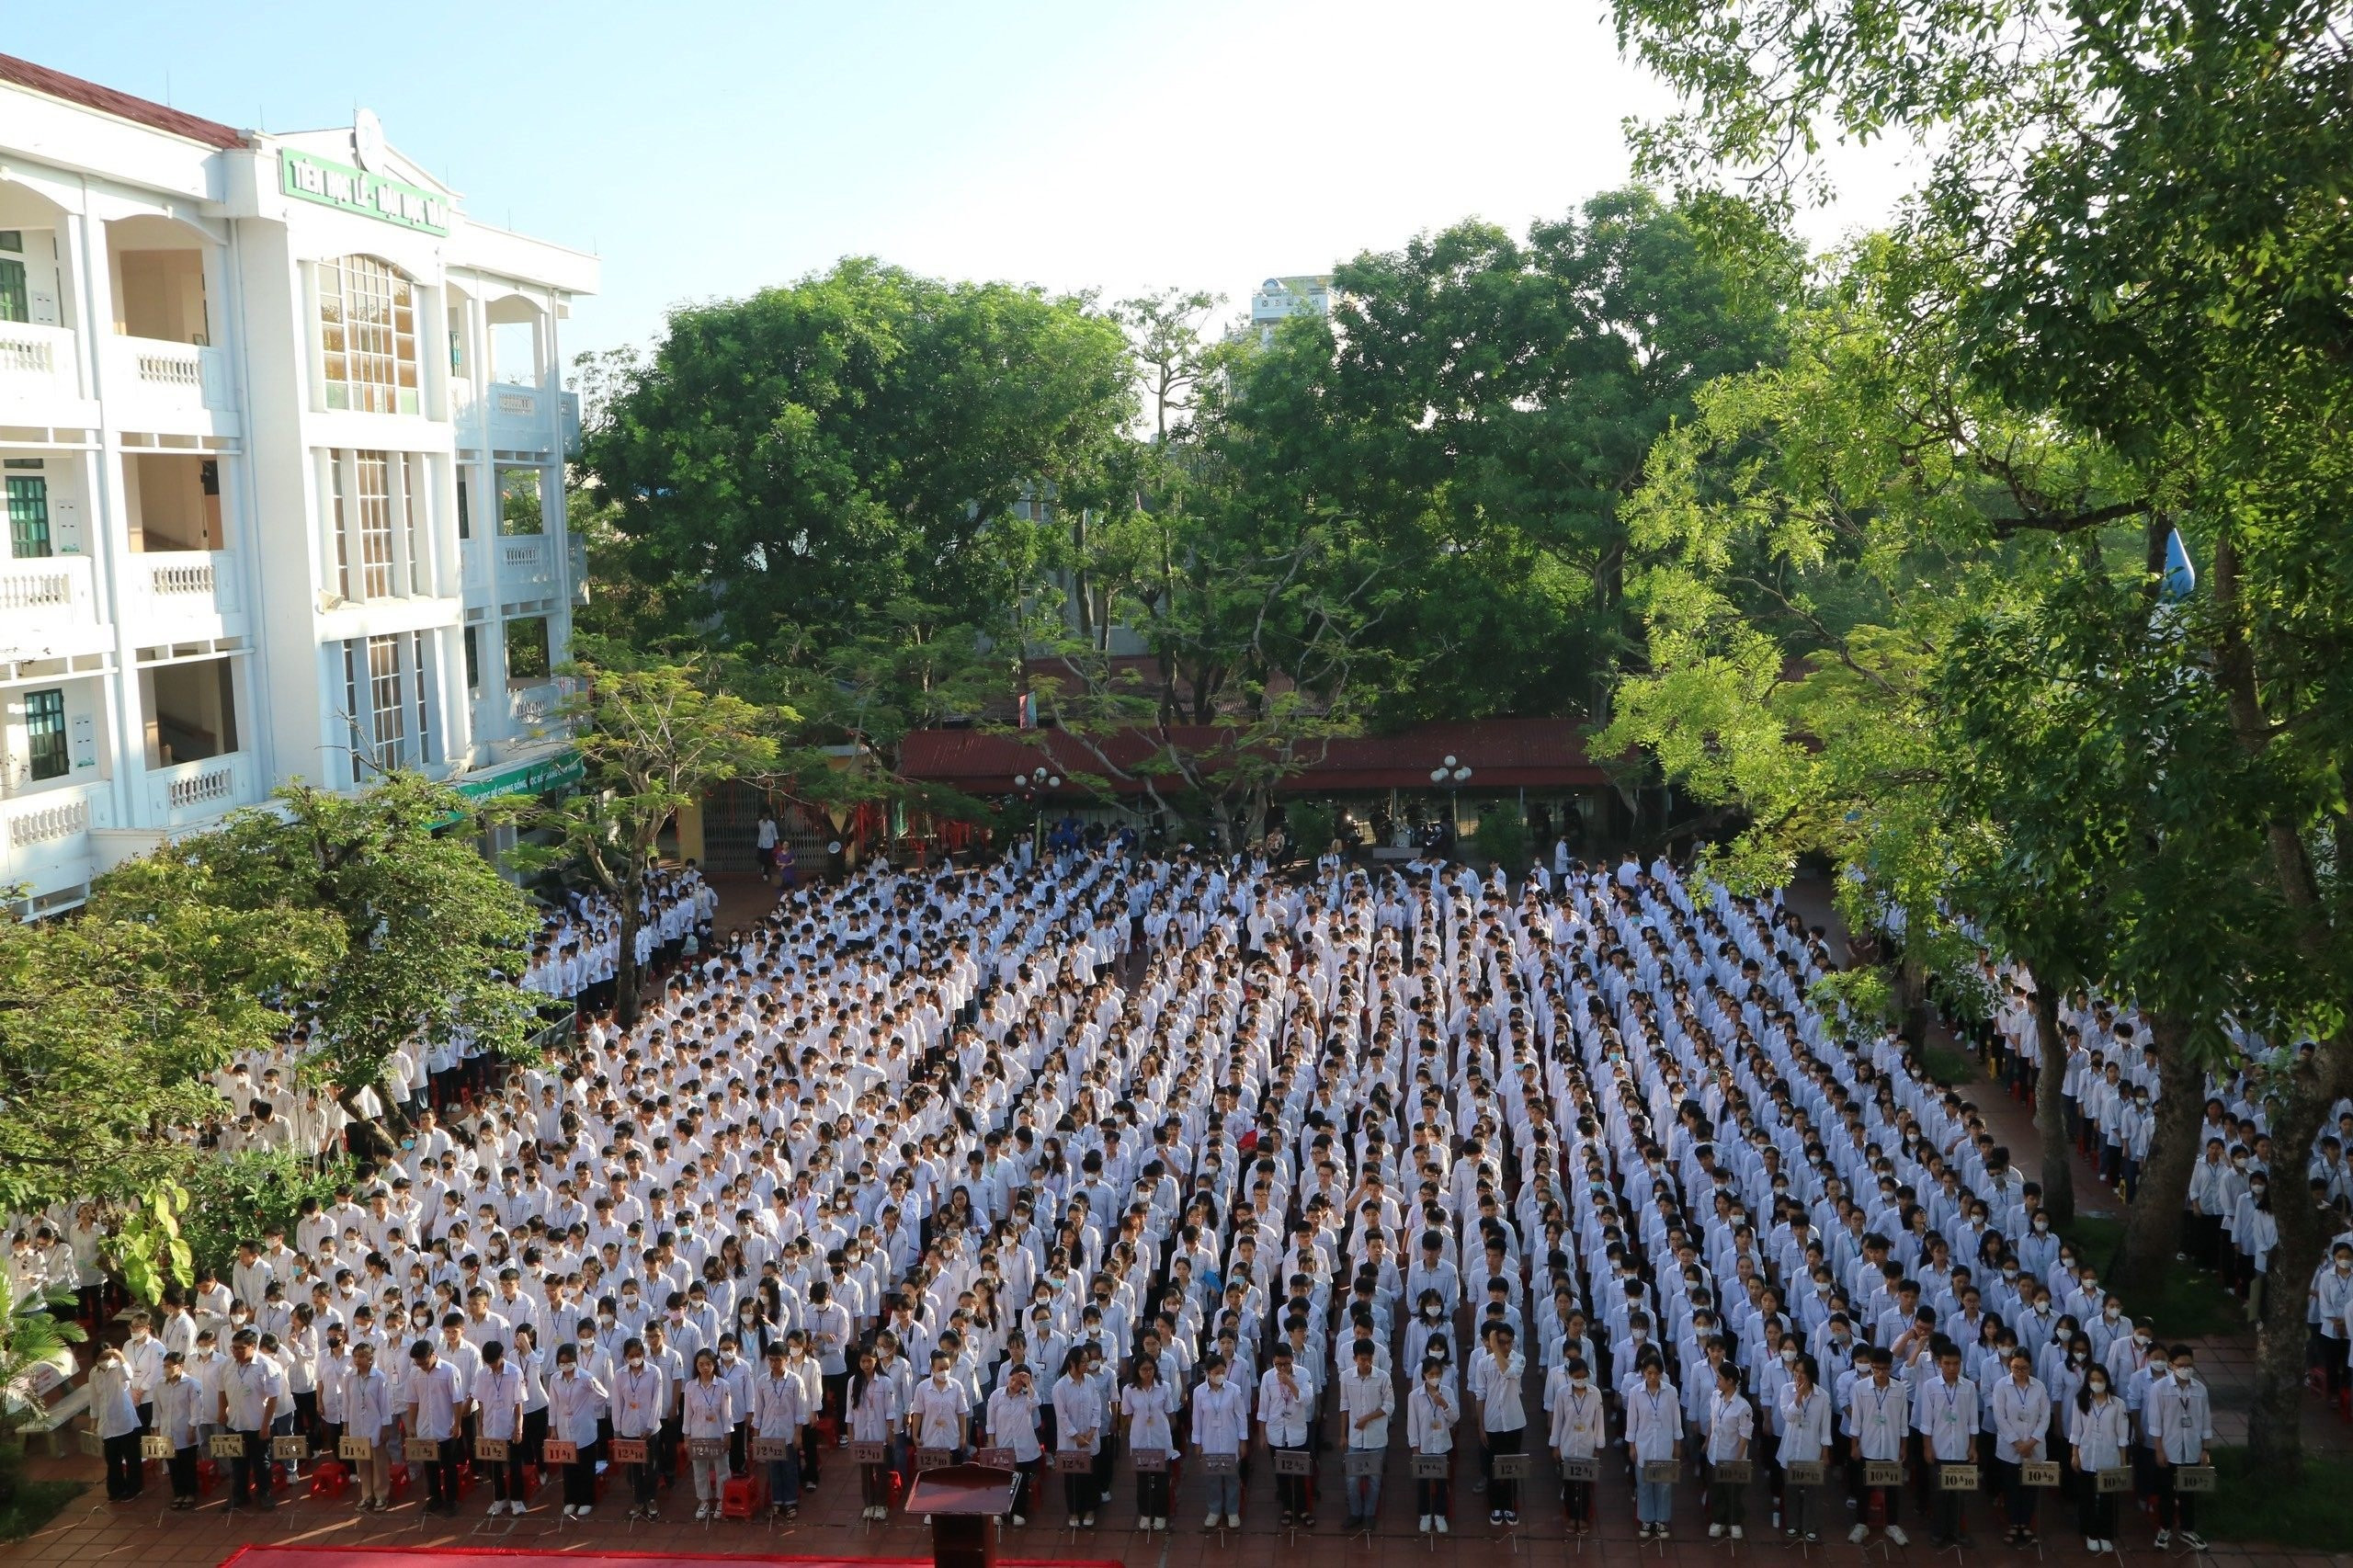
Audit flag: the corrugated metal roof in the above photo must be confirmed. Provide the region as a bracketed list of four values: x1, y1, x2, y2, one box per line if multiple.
[0, 53, 245, 150]
[900, 717, 1608, 795]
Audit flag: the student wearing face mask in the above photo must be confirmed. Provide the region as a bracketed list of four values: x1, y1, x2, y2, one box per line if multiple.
[2312, 1241, 2353, 1406]
[2066, 1366, 2130, 1553]
[2146, 1346, 2212, 1551]
[985, 1361, 1042, 1526]
[1191, 1352, 1248, 1528]
[609, 1335, 665, 1521]
[1548, 1355, 1605, 1532]
[1991, 1349, 2051, 1547]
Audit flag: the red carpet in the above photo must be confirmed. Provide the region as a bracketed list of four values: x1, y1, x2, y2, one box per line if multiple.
[221, 1548, 1119, 1568]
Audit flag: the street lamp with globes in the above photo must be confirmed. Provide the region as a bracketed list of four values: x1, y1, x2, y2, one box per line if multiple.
[1430, 755, 1472, 850]
[1011, 765, 1062, 855]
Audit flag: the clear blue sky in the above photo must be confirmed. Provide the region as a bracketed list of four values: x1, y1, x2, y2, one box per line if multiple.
[7, 0, 1906, 362]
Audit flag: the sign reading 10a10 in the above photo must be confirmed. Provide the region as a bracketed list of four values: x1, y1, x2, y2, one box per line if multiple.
[279, 148, 451, 235]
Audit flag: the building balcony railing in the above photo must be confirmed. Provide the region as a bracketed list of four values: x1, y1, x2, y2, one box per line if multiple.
[457, 380, 561, 453]
[0, 554, 100, 652]
[496, 533, 555, 600]
[0, 321, 85, 412]
[103, 336, 237, 428]
[129, 549, 243, 632]
[0, 779, 113, 900]
[144, 752, 253, 830]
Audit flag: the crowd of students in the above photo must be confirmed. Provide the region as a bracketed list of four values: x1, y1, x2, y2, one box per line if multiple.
[17, 834, 2353, 1550]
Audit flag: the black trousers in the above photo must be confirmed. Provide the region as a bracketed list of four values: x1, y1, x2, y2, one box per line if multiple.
[103, 1432, 142, 1498]
[228, 1429, 272, 1507]
[168, 1444, 199, 1499]
[563, 1440, 598, 1506]
[1486, 1427, 1524, 1513]
[421, 1450, 459, 1510]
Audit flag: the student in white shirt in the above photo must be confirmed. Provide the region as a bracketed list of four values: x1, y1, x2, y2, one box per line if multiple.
[341, 1342, 394, 1511]
[546, 1343, 608, 1518]
[1191, 1353, 1249, 1528]
[1625, 1356, 1683, 1540]
[752, 1343, 808, 1519]
[472, 1340, 528, 1515]
[681, 1347, 736, 1518]
[1548, 1354, 1606, 1533]
[404, 1339, 466, 1517]
[1705, 1361, 1755, 1540]
[1776, 1354, 1834, 1543]
[985, 1362, 1044, 1526]
[1335, 1339, 1393, 1529]
[1406, 1355, 1458, 1534]
[1120, 1353, 1180, 1530]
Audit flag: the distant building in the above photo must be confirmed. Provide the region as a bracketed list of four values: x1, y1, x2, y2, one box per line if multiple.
[0, 54, 597, 915]
[1247, 274, 1334, 346]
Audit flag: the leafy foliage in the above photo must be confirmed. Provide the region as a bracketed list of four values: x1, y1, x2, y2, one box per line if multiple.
[516, 654, 783, 1023]
[122, 774, 543, 1114]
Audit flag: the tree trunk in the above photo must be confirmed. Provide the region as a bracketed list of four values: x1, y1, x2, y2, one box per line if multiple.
[2245, 1070, 2337, 1471]
[2032, 984, 2076, 1228]
[2109, 1010, 2201, 1296]
[614, 897, 643, 1028]
[1893, 949, 1931, 1046]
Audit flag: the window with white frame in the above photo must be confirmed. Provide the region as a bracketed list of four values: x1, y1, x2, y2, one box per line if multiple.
[318, 255, 420, 415]
[326, 450, 426, 600]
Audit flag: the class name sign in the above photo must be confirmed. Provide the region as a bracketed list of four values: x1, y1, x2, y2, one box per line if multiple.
[280, 150, 450, 234]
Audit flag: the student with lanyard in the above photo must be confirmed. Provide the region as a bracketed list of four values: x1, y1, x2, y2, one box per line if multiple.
[1991, 1347, 2052, 1547]
[1847, 1347, 1911, 1547]
[2148, 1345, 2214, 1552]
[1624, 1354, 1682, 1542]
[681, 1347, 735, 1520]
[1915, 1340, 1982, 1550]
[220, 1329, 283, 1513]
[547, 1343, 608, 1518]
[847, 1346, 902, 1522]
[1776, 1353, 1833, 1544]
[1472, 1320, 1529, 1527]
[1256, 1340, 1314, 1528]
[1121, 1350, 1180, 1531]
[1190, 1352, 1249, 1529]
[610, 1335, 666, 1522]
[1705, 1359, 1755, 1540]
[472, 1339, 528, 1516]
[404, 1338, 466, 1517]
[985, 1361, 1044, 1527]
[752, 1342, 808, 1521]
[2068, 1366, 2131, 1554]
[1548, 1353, 1605, 1534]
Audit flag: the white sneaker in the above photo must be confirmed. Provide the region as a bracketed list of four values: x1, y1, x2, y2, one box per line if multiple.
[1711, 1525, 1726, 1539]
[2155, 1531, 2173, 1550]
[1154, 1517, 1167, 1531]
[1732, 1526, 1745, 1540]
[488, 1502, 504, 1517]
[1420, 1514, 1433, 1532]
[1207, 1512, 1223, 1529]
[1886, 1527, 1910, 1547]
[695, 1503, 710, 1520]
[1436, 1516, 1449, 1533]
[1227, 1513, 1242, 1528]
[1850, 1524, 1871, 1544]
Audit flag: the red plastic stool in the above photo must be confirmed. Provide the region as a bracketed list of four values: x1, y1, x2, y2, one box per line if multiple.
[721, 1474, 760, 1518]
[309, 1460, 349, 1497]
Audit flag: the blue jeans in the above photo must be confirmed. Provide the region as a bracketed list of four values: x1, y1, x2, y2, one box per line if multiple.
[1347, 1471, 1382, 1518]
[765, 1453, 800, 1507]
[1204, 1465, 1241, 1517]
[1639, 1477, 1676, 1523]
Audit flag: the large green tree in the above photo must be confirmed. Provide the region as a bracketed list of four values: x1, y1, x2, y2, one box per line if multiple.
[127, 774, 544, 1131]
[579, 259, 1134, 722]
[1237, 188, 1796, 726]
[0, 858, 335, 1217]
[1609, 0, 2353, 1464]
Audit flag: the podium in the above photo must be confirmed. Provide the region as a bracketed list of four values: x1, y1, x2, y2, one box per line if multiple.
[906, 1462, 1017, 1568]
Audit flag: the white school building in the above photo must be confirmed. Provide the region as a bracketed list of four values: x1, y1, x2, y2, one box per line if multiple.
[0, 54, 598, 915]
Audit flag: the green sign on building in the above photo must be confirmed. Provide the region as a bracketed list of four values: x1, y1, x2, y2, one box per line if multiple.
[279, 149, 452, 235]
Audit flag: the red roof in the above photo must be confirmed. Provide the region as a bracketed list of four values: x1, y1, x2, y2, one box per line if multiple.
[900, 717, 1609, 796]
[0, 53, 245, 150]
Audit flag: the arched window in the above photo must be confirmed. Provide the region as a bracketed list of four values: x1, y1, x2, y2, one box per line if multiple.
[318, 255, 419, 414]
